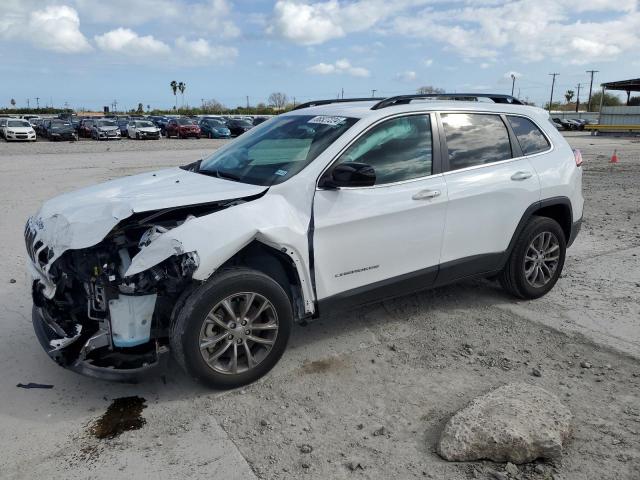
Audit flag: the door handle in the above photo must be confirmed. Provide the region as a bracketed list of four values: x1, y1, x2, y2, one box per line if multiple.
[511, 171, 533, 181]
[412, 189, 441, 200]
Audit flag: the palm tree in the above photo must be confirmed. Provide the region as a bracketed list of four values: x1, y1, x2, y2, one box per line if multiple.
[170, 80, 178, 110]
[178, 82, 186, 108]
[10, 98, 16, 108]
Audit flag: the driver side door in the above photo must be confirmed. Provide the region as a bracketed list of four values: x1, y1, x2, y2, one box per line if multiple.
[312, 113, 448, 308]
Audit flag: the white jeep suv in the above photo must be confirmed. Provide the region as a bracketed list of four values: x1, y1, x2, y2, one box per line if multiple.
[26, 94, 583, 388]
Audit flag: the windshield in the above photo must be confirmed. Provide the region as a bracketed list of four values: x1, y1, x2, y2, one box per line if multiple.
[8, 120, 30, 127]
[137, 121, 155, 128]
[177, 118, 194, 125]
[231, 119, 252, 127]
[97, 120, 116, 127]
[206, 120, 225, 127]
[199, 115, 358, 186]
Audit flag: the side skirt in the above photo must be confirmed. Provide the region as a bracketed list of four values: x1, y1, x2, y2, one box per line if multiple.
[316, 252, 505, 317]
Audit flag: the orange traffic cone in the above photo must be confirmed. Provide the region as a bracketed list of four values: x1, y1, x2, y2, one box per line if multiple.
[610, 149, 619, 163]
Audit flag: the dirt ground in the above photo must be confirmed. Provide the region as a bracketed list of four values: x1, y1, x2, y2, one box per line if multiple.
[0, 133, 638, 479]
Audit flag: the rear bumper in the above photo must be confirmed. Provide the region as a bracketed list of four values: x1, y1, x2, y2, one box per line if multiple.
[568, 217, 582, 247]
[32, 304, 166, 382]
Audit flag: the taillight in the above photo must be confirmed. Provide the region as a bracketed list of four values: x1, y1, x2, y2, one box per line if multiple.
[573, 148, 583, 167]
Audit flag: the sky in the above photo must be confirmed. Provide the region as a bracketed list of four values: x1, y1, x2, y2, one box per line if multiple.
[0, 0, 638, 111]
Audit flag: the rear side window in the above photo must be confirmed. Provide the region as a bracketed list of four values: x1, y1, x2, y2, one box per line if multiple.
[441, 113, 512, 171]
[335, 115, 432, 185]
[507, 116, 550, 156]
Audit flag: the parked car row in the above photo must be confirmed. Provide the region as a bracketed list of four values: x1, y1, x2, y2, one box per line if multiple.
[551, 118, 592, 131]
[2, 113, 271, 142]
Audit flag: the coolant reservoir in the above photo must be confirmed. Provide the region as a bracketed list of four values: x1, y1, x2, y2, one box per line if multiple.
[108, 294, 157, 347]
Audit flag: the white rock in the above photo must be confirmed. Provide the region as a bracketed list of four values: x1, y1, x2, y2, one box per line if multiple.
[437, 383, 572, 464]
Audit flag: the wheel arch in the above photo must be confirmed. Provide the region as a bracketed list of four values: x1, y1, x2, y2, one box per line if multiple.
[506, 197, 573, 261]
[218, 240, 308, 322]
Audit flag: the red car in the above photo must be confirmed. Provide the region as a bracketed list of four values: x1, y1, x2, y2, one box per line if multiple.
[77, 118, 96, 138]
[166, 118, 201, 139]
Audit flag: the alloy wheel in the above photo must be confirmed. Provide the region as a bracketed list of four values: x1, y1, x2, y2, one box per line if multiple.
[523, 231, 560, 288]
[198, 292, 279, 375]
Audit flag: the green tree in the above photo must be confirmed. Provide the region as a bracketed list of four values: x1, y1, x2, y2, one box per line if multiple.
[564, 90, 574, 103]
[10, 98, 16, 108]
[589, 91, 622, 111]
[170, 80, 178, 109]
[417, 86, 445, 95]
[137, 103, 144, 114]
[627, 96, 640, 106]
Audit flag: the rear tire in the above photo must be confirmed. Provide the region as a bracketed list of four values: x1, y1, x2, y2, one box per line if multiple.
[500, 216, 566, 299]
[170, 268, 293, 389]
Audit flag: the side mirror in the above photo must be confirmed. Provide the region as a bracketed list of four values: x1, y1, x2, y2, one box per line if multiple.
[319, 162, 376, 189]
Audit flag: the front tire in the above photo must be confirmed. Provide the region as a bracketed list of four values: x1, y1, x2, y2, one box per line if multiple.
[170, 268, 293, 389]
[500, 216, 566, 299]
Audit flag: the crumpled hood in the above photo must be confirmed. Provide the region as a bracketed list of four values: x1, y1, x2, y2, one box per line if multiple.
[30, 167, 267, 262]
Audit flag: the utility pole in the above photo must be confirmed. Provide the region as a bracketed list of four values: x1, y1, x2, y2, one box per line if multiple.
[586, 70, 598, 112]
[35, 97, 40, 109]
[510, 73, 516, 97]
[26, 99, 30, 109]
[548, 73, 559, 111]
[371, 89, 377, 97]
[575, 83, 582, 113]
[246, 96, 249, 109]
[341, 88, 344, 99]
[293, 97, 296, 107]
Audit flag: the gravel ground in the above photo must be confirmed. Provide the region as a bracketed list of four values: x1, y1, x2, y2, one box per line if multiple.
[0, 132, 638, 479]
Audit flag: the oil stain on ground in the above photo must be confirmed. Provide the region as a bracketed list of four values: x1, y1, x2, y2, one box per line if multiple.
[301, 356, 348, 374]
[89, 396, 147, 439]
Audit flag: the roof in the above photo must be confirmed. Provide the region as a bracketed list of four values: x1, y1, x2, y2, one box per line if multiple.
[285, 99, 547, 120]
[601, 78, 640, 92]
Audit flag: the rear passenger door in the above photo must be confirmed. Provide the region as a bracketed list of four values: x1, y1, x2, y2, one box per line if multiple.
[437, 112, 542, 279]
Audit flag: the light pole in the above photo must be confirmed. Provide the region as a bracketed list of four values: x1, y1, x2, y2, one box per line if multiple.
[586, 70, 598, 112]
[511, 74, 516, 97]
[548, 73, 559, 111]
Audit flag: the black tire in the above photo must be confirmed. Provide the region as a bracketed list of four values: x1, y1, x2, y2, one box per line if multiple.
[170, 267, 293, 389]
[500, 216, 566, 299]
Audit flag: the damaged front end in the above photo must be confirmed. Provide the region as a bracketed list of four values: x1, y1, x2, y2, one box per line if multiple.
[27, 208, 206, 381]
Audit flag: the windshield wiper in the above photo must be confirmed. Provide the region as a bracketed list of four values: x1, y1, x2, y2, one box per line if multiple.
[214, 170, 242, 182]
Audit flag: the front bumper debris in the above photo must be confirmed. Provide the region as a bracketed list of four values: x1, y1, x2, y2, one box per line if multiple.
[32, 305, 167, 382]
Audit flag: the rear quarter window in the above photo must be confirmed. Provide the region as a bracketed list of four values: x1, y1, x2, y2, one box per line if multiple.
[507, 116, 550, 156]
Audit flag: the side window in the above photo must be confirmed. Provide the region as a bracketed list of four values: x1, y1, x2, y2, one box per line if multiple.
[441, 113, 512, 171]
[507, 115, 550, 156]
[334, 115, 432, 185]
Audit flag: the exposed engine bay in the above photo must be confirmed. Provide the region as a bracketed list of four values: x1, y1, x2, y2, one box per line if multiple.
[28, 198, 246, 379]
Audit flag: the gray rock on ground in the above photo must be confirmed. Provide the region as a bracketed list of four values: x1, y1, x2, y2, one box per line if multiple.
[437, 383, 572, 464]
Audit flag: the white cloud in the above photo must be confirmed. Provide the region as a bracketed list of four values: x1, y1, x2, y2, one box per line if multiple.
[175, 37, 238, 63]
[307, 58, 370, 77]
[424, 58, 433, 67]
[392, 0, 640, 64]
[396, 70, 417, 82]
[75, 0, 240, 37]
[95, 28, 170, 56]
[268, 0, 418, 45]
[0, 4, 92, 53]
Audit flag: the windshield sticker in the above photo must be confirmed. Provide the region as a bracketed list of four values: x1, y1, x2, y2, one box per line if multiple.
[308, 116, 347, 126]
[274, 169, 288, 176]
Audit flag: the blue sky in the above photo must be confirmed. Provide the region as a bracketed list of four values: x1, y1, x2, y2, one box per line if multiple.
[1, 0, 638, 111]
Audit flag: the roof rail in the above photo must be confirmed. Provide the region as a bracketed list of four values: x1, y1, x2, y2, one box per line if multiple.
[293, 98, 382, 111]
[370, 93, 524, 110]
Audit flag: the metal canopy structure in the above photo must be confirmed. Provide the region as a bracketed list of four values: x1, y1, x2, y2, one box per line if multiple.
[601, 78, 640, 105]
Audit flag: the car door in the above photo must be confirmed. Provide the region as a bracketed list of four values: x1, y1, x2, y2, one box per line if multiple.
[437, 111, 541, 280]
[313, 113, 448, 304]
